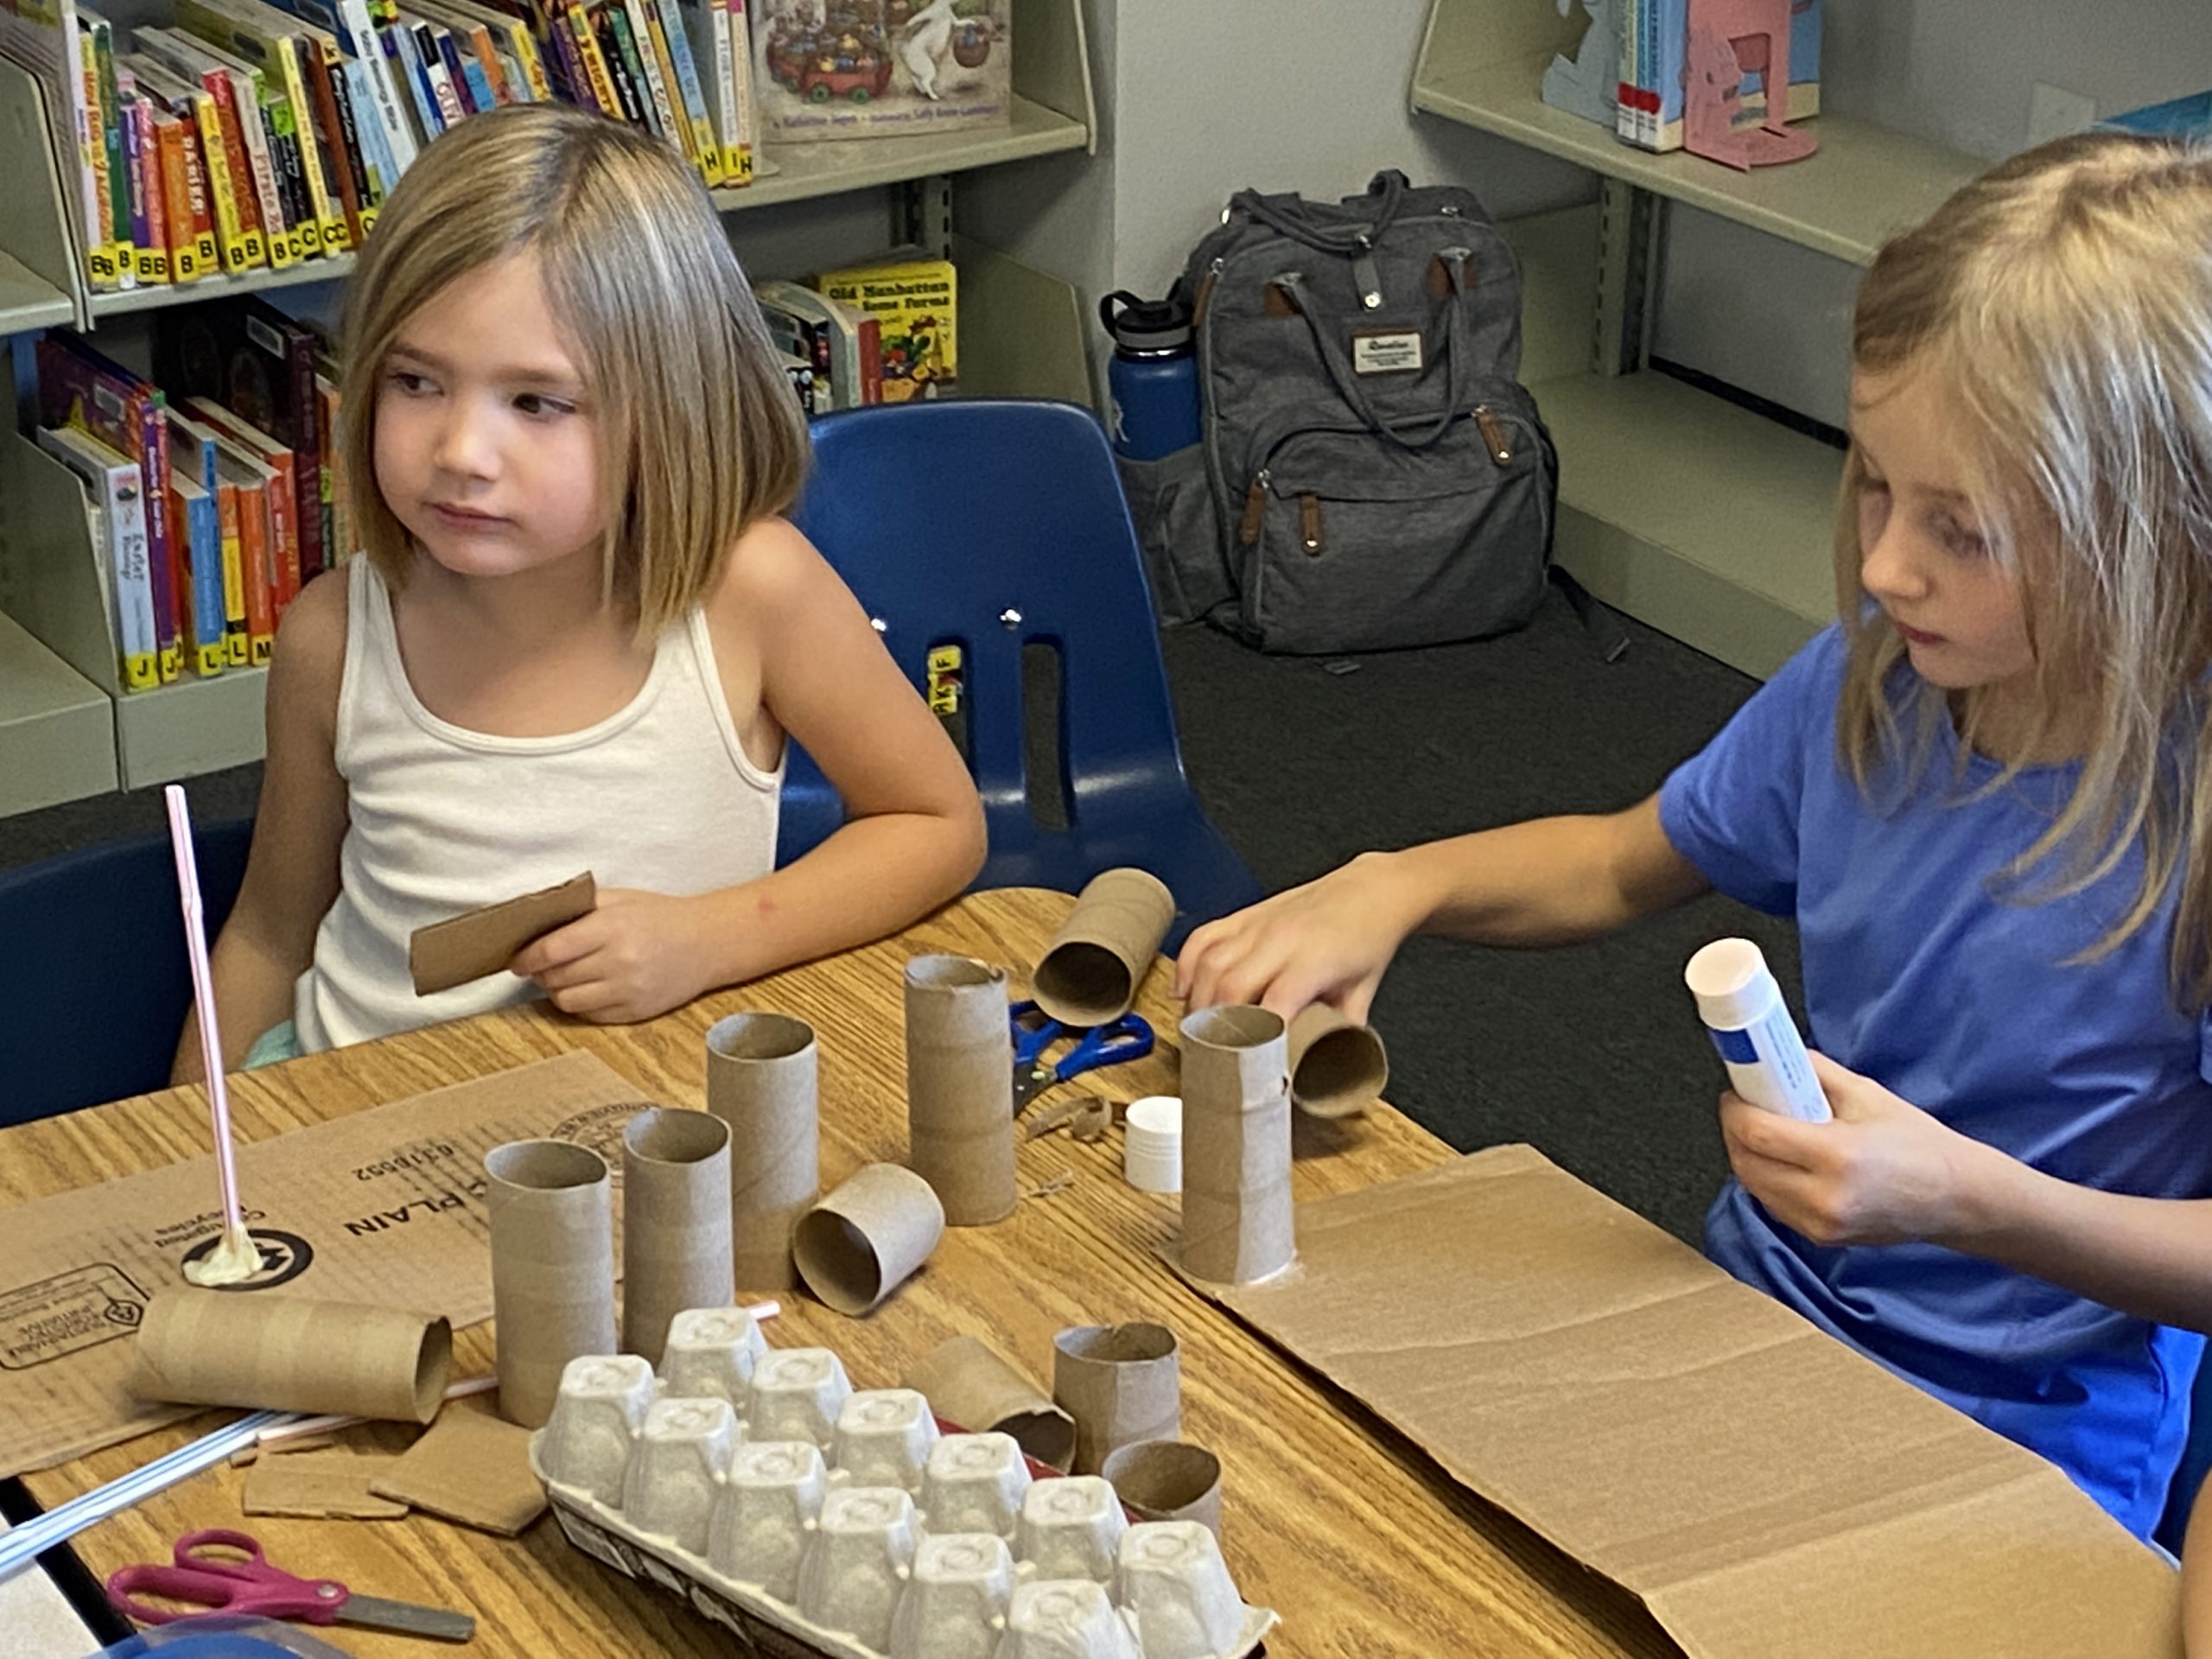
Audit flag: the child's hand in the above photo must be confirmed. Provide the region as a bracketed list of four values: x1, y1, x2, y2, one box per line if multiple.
[1719, 1052, 1998, 1247]
[1175, 853, 1422, 1022]
[510, 888, 713, 1025]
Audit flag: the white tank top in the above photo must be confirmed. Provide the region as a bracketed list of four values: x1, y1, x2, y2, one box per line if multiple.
[294, 556, 783, 1051]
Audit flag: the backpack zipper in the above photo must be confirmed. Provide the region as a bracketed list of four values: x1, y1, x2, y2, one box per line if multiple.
[1475, 405, 1512, 465]
[1238, 470, 1269, 544]
[1300, 494, 1324, 556]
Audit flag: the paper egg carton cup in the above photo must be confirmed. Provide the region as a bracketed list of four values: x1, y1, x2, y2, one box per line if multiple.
[528, 1307, 1278, 1659]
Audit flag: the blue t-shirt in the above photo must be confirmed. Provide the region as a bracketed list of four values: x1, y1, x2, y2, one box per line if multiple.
[1660, 624, 2212, 1541]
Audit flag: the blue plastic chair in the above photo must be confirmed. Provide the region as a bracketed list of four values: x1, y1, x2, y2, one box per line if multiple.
[0, 816, 254, 1124]
[2158, 1351, 2212, 1554]
[782, 399, 1258, 953]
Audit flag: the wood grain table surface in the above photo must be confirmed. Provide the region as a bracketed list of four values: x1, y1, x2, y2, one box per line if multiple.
[3, 887, 1672, 1659]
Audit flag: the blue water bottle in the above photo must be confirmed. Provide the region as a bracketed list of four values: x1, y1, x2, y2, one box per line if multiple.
[1101, 289, 1202, 461]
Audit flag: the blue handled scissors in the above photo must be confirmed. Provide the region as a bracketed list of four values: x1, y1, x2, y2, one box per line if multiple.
[1011, 1000, 1154, 1111]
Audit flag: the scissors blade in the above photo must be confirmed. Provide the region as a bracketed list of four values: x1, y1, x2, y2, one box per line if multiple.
[1013, 1064, 1052, 1109]
[337, 1594, 477, 1643]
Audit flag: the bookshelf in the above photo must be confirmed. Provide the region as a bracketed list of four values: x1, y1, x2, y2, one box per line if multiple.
[1413, 0, 1979, 675]
[0, 0, 1097, 817]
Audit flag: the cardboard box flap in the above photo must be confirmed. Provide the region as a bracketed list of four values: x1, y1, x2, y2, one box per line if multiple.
[1206, 1147, 2178, 1659]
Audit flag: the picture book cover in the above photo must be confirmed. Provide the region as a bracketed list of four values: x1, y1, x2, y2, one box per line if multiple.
[751, 0, 1007, 143]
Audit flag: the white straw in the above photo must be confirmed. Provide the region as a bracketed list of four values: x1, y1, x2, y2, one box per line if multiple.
[0, 1410, 290, 1581]
[744, 1299, 780, 1323]
[255, 1374, 501, 1447]
[164, 785, 243, 1239]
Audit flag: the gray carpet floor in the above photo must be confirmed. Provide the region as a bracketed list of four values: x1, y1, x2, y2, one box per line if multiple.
[0, 590, 1796, 1243]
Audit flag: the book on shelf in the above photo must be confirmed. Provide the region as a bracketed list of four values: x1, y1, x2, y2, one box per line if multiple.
[751, 0, 1007, 143]
[186, 395, 302, 615]
[33, 424, 159, 692]
[162, 406, 235, 677]
[1616, 0, 1820, 154]
[1, 0, 124, 289]
[812, 251, 954, 402]
[753, 277, 880, 410]
[207, 431, 279, 662]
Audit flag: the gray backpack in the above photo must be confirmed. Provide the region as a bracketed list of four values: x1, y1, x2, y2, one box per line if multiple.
[1140, 172, 1568, 655]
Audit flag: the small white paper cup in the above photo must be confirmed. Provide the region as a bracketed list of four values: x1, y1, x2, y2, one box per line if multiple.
[1122, 1096, 1182, 1194]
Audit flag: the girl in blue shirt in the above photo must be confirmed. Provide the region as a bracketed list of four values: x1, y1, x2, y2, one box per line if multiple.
[1178, 130, 2212, 1544]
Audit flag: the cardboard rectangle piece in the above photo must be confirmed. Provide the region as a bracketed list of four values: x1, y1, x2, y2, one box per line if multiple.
[1204, 1147, 2180, 1659]
[409, 873, 596, 995]
[371, 1410, 547, 1535]
[244, 1450, 409, 1521]
[0, 1050, 652, 1481]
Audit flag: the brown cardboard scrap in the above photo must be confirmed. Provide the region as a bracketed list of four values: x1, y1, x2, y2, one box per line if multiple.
[243, 1450, 409, 1521]
[1052, 1323, 1180, 1478]
[1285, 1006, 1388, 1119]
[131, 1289, 451, 1421]
[408, 873, 596, 995]
[1204, 1147, 2181, 1659]
[370, 1410, 547, 1535]
[1178, 1007, 1294, 1285]
[904, 1334, 1077, 1472]
[232, 1433, 337, 1467]
[904, 956, 1016, 1226]
[0, 1049, 652, 1481]
[1031, 868, 1175, 1027]
[704, 1012, 821, 1293]
[486, 1140, 617, 1430]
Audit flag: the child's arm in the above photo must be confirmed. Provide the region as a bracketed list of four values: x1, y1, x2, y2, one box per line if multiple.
[170, 573, 349, 1084]
[1175, 795, 1712, 1020]
[1722, 1052, 2212, 1331]
[511, 521, 985, 1023]
[2187, 1477, 2212, 1651]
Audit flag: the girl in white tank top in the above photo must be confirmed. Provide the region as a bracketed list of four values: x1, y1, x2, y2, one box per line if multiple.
[178, 105, 983, 1078]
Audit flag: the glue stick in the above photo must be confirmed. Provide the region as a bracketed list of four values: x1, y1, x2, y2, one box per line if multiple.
[1684, 938, 1831, 1122]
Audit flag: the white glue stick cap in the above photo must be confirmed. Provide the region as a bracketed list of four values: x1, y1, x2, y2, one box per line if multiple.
[1684, 938, 1776, 1030]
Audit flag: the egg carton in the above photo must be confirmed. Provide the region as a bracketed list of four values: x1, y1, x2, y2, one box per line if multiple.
[527, 1307, 1278, 1659]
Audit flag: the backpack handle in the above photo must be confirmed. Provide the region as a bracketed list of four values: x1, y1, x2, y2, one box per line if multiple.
[1273, 250, 1477, 451]
[1230, 170, 1412, 257]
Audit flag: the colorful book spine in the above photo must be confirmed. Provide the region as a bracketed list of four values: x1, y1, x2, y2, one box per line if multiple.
[652, 0, 715, 181]
[130, 96, 173, 284]
[79, 38, 117, 283]
[171, 475, 227, 675]
[213, 474, 247, 665]
[118, 80, 152, 275]
[607, 2, 660, 134]
[566, 1, 620, 117]
[724, 0, 753, 182]
[35, 426, 159, 692]
[384, 22, 445, 136]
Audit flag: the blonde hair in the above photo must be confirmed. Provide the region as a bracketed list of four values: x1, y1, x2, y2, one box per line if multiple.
[1835, 131, 2212, 1006]
[340, 105, 808, 633]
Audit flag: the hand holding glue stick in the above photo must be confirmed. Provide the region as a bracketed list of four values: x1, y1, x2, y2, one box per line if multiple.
[1685, 938, 1830, 1123]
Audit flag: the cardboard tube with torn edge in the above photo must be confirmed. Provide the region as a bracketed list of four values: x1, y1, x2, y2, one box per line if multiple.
[792, 1163, 945, 1315]
[1051, 1323, 1180, 1476]
[131, 1289, 450, 1423]
[621, 1107, 734, 1367]
[706, 1013, 822, 1291]
[1031, 868, 1175, 1027]
[1287, 1005, 1389, 1119]
[904, 955, 1015, 1226]
[1179, 1006, 1294, 1285]
[903, 1334, 1077, 1472]
[486, 1139, 616, 1429]
[1102, 1439, 1224, 1537]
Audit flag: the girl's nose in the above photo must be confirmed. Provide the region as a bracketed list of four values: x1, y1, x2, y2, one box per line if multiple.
[432, 401, 498, 479]
[1860, 516, 1931, 606]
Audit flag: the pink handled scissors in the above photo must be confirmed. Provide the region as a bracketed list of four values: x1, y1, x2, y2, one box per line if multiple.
[106, 1529, 475, 1643]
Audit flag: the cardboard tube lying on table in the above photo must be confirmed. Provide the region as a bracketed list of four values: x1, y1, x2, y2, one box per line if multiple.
[622, 1107, 734, 1367]
[1286, 1005, 1389, 1119]
[706, 1012, 822, 1291]
[1031, 868, 1176, 1027]
[904, 955, 1015, 1226]
[903, 1334, 1077, 1472]
[486, 1139, 617, 1429]
[1052, 1323, 1180, 1476]
[793, 1163, 946, 1315]
[1102, 1440, 1224, 1537]
[1179, 1006, 1294, 1285]
[130, 1290, 450, 1423]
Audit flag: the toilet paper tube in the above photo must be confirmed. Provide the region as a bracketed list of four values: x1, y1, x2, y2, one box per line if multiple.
[904, 956, 1016, 1227]
[130, 1290, 451, 1424]
[706, 1012, 822, 1291]
[1031, 868, 1176, 1027]
[1287, 1006, 1389, 1119]
[793, 1163, 946, 1316]
[903, 1335, 1077, 1472]
[1179, 1006, 1295, 1285]
[1101, 1440, 1224, 1537]
[1051, 1323, 1180, 1477]
[621, 1107, 734, 1367]
[486, 1139, 617, 1428]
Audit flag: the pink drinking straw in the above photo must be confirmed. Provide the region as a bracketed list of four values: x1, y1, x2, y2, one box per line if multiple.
[164, 785, 245, 1243]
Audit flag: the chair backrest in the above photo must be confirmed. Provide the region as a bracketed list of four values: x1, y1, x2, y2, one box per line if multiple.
[0, 817, 254, 1123]
[779, 399, 1195, 864]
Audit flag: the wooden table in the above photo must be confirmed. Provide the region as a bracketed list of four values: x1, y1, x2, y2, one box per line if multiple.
[3, 888, 1673, 1659]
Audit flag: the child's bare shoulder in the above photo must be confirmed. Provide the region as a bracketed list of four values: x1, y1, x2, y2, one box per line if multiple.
[272, 566, 351, 685]
[708, 516, 855, 637]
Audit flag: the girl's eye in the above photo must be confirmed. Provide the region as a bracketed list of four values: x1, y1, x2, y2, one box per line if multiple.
[1937, 518, 1989, 557]
[1857, 474, 1891, 498]
[514, 393, 577, 419]
[387, 369, 435, 396]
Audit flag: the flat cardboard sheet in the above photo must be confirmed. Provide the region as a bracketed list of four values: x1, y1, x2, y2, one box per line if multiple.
[371, 1410, 546, 1535]
[0, 1051, 652, 1480]
[242, 1449, 409, 1520]
[1205, 1147, 2181, 1659]
[408, 873, 596, 995]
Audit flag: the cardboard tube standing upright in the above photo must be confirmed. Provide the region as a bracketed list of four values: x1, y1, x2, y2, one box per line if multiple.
[1286, 1005, 1389, 1119]
[705, 1013, 822, 1290]
[486, 1139, 617, 1429]
[1031, 868, 1176, 1027]
[130, 1290, 451, 1423]
[904, 956, 1015, 1226]
[1051, 1323, 1180, 1476]
[792, 1163, 946, 1316]
[904, 1335, 1077, 1472]
[1179, 1006, 1295, 1285]
[621, 1108, 734, 1367]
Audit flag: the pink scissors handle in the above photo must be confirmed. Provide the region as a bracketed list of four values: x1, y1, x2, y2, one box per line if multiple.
[107, 1529, 350, 1627]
